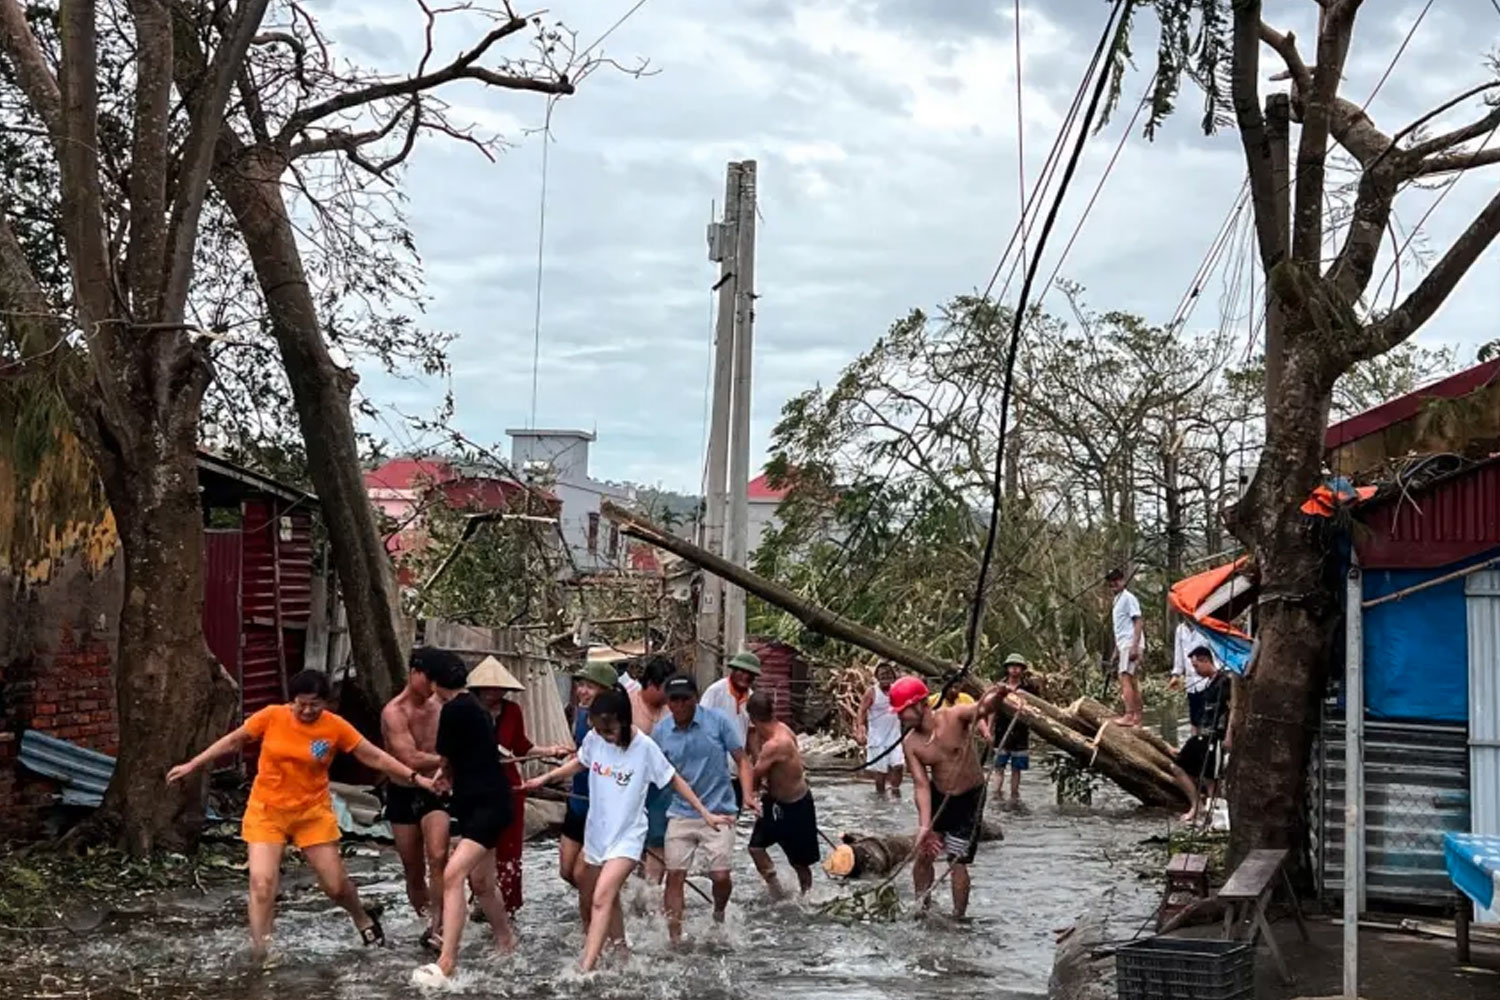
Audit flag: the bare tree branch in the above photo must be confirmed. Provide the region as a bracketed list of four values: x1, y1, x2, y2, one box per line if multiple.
[1403, 84, 1500, 156]
[57, 0, 119, 332]
[1360, 185, 1500, 360]
[162, 0, 273, 323]
[278, 15, 572, 144]
[1291, 2, 1357, 265]
[124, 0, 175, 317]
[0, 0, 63, 139]
[1416, 146, 1500, 176]
[1230, 2, 1284, 274]
[0, 204, 69, 356]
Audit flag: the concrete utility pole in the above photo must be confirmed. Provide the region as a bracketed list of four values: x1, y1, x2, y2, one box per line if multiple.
[1265, 93, 1291, 417]
[724, 160, 758, 659]
[697, 163, 742, 686]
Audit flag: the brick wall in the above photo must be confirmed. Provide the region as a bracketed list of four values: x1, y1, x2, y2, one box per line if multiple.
[1, 555, 123, 839]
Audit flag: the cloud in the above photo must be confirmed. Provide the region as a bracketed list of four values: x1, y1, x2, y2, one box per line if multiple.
[334, 0, 1500, 493]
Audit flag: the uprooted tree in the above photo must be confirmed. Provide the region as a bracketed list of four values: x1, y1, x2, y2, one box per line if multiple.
[1127, 0, 1500, 860]
[0, 0, 604, 851]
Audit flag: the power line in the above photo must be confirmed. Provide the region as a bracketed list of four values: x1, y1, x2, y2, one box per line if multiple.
[528, 98, 557, 429]
[955, 0, 1130, 684]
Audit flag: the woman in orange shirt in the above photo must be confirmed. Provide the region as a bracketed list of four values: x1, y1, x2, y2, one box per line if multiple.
[168, 669, 437, 961]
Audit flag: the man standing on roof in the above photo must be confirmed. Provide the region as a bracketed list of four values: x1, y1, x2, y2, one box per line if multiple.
[700, 650, 760, 810]
[1107, 567, 1145, 727]
[892, 675, 1011, 920]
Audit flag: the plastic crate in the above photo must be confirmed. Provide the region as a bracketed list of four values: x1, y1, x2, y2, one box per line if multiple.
[1116, 936, 1254, 1000]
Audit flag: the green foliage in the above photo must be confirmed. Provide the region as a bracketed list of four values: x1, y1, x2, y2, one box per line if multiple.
[1107, 0, 1234, 139]
[1047, 752, 1103, 806]
[402, 492, 536, 626]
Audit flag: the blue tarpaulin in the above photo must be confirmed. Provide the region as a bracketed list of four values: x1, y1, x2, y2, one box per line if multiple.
[1362, 565, 1470, 722]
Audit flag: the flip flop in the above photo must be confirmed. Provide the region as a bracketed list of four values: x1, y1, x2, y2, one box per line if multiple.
[360, 904, 386, 948]
[418, 927, 441, 954]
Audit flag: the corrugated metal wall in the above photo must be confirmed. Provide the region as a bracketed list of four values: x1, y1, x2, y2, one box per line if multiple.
[201, 531, 242, 687]
[239, 500, 311, 715]
[1310, 718, 1470, 908]
[1467, 570, 1500, 922]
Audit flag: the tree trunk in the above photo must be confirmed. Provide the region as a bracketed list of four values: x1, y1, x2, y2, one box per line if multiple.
[1225, 340, 1339, 864]
[85, 399, 238, 853]
[213, 149, 410, 722]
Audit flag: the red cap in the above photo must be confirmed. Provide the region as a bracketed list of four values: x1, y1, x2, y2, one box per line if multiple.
[888, 676, 929, 713]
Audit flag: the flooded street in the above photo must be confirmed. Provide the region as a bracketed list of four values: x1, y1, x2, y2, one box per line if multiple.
[1, 773, 1164, 1000]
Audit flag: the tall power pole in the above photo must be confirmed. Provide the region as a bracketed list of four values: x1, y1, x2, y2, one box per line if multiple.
[697, 163, 742, 685]
[723, 160, 758, 658]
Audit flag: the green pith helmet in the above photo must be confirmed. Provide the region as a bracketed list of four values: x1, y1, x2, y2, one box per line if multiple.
[726, 651, 762, 676]
[1002, 653, 1030, 669]
[573, 661, 620, 689]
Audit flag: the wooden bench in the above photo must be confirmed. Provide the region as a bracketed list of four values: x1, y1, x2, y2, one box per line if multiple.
[1158, 852, 1211, 932]
[1218, 848, 1309, 985]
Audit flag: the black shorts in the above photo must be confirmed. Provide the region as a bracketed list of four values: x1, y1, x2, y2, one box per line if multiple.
[561, 806, 587, 845]
[385, 785, 449, 826]
[931, 785, 982, 865]
[452, 797, 512, 850]
[748, 792, 821, 868]
[1177, 735, 1222, 782]
[732, 777, 743, 812]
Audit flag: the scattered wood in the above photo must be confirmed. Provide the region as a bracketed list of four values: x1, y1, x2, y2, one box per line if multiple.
[603, 501, 1190, 811]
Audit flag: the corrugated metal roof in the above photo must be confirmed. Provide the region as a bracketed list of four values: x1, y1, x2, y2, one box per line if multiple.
[19, 730, 115, 808]
[1326, 359, 1500, 450]
[1356, 457, 1500, 569]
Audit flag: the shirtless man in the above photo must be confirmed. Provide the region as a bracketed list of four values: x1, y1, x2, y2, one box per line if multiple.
[891, 675, 1010, 920]
[381, 648, 450, 946]
[745, 692, 821, 898]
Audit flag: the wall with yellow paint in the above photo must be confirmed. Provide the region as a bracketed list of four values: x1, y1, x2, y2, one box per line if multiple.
[0, 422, 119, 585]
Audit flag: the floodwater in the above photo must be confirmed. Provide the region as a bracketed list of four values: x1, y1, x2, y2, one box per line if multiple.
[0, 772, 1166, 1000]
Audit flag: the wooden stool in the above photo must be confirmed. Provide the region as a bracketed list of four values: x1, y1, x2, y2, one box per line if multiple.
[1157, 852, 1211, 931]
[1218, 848, 1310, 986]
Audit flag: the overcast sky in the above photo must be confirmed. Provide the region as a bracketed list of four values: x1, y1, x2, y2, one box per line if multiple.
[315, 0, 1500, 494]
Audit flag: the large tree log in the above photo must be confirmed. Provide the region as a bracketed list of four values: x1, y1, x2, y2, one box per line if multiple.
[1070, 696, 1179, 759]
[603, 502, 1189, 810]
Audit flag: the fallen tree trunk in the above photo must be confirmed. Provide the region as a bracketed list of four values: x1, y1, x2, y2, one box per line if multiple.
[603, 502, 1190, 811]
[824, 818, 1007, 879]
[1070, 697, 1179, 760]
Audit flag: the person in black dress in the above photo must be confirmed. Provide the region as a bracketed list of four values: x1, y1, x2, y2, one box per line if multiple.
[412, 651, 516, 987]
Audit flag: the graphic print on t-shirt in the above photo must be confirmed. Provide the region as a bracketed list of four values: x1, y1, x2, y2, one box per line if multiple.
[592, 761, 635, 787]
[310, 738, 332, 761]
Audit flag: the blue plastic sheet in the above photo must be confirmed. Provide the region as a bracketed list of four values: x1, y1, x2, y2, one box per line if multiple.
[1362, 565, 1469, 722]
[1200, 628, 1253, 676]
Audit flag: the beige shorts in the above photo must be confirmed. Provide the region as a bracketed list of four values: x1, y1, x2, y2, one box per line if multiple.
[664, 816, 734, 873]
[1117, 643, 1138, 676]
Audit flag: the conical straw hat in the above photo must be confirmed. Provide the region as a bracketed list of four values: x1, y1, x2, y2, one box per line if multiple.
[467, 655, 524, 692]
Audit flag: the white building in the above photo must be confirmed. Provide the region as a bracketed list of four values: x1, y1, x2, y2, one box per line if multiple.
[746, 472, 790, 555]
[506, 429, 633, 573]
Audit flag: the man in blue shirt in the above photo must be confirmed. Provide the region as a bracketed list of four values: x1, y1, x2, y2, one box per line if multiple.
[652, 674, 755, 944]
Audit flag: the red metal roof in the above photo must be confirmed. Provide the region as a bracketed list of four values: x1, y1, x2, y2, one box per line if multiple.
[364, 457, 455, 491]
[1356, 456, 1500, 569]
[1325, 359, 1500, 450]
[747, 472, 790, 501]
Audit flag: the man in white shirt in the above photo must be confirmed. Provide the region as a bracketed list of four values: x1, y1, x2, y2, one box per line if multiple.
[1170, 621, 1215, 736]
[699, 650, 760, 810]
[1106, 568, 1145, 727]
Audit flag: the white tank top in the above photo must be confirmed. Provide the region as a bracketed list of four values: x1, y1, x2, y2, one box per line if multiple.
[868, 685, 896, 727]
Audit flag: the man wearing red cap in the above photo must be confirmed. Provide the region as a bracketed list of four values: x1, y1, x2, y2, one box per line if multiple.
[889, 674, 1010, 919]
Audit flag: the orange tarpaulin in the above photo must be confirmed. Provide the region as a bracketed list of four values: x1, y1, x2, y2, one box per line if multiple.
[1299, 482, 1377, 516]
[1169, 557, 1252, 639]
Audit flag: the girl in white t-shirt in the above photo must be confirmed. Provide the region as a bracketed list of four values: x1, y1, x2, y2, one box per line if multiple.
[525, 688, 732, 972]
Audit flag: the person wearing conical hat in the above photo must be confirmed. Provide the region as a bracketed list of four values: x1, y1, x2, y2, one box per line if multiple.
[467, 656, 570, 915]
[380, 646, 453, 950]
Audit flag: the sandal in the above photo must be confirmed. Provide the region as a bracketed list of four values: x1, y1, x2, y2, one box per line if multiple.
[418, 927, 440, 954]
[359, 903, 386, 948]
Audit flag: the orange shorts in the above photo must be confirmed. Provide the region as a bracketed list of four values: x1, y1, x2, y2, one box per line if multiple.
[241, 795, 341, 849]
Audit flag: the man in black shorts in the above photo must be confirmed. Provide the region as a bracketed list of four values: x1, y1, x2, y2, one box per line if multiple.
[381, 648, 450, 945]
[412, 651, 515, 987]
[1170, 646, 1232, 825]
[745, 693, 820, 897]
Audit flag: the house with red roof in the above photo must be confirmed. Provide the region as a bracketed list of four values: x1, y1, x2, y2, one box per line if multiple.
[747, 471, 792, 554]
